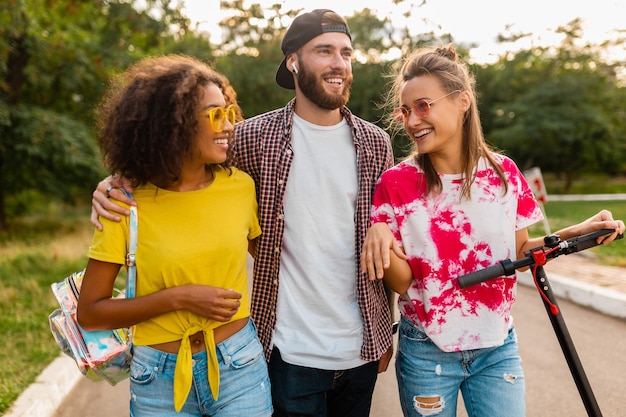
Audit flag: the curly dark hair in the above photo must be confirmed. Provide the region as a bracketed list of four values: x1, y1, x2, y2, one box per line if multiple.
[96, 55, 242, 187]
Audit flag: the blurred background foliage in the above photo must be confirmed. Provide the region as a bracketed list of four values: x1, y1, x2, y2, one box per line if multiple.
[1, 0, 625, 231]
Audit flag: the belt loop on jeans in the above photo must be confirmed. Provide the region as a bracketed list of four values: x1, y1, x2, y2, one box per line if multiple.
[218, 318, 254, 366]
[156, 349, 168, 373]
[216, 341, 231, 366]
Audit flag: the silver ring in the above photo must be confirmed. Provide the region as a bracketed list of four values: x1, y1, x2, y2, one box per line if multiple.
[105, 186, 113, 198]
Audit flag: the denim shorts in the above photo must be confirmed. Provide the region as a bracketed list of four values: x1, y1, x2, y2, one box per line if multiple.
[129, 319, 272, 417]
[395, 316, 525, 417]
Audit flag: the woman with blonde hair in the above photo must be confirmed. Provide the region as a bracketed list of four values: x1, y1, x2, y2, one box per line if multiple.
[361, 45, 624, 417]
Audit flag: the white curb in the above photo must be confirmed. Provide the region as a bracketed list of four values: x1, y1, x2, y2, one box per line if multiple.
[517, 269, 626, 320]
[4, 355, 82, 417]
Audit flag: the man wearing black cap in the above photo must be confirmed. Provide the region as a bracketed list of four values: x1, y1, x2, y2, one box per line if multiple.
[90, 8, 394, 416]
[234, 9, 394, 417]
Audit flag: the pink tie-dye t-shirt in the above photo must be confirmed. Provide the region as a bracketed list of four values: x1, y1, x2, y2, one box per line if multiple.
[371, 154, 543, 352]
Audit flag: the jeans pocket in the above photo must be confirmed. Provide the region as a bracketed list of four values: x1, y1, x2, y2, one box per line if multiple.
[400, 320, 430, 343]
[130, 358, 156, 385]
[229, 338, 263, 370]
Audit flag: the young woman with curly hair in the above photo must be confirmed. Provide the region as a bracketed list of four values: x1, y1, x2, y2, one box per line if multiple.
[77, 55, 272, 417]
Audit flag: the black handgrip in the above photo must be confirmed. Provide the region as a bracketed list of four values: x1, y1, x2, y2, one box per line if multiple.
[457, 259, 516, 289]
[457, 229, 623, 289]
[560, 228, 623, 255]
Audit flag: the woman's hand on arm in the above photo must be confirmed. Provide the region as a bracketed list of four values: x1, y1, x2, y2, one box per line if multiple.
[361, 222, 412, 293]
[90, 175, 136, 231]
[361, 222, 408, 279]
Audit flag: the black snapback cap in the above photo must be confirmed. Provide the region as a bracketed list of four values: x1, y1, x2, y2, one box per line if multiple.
[275, 9, 351, 89]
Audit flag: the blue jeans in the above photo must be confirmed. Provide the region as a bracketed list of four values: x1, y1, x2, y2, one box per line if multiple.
[396, 317, 525, 417]
[129, 319, 272, 416]
[269, 347, 379, 417]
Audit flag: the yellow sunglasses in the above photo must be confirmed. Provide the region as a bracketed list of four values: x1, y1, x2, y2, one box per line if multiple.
[199, 105, 237, 133]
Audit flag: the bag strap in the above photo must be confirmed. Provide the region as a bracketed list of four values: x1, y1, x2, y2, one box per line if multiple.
[121, 189, 137, 300]
[119, 189, 137, 344]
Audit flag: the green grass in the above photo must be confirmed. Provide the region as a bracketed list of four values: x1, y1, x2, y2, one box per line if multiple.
[0, 207, 93, 415]
[0, 190, 625, 414]
[529, 200, 626, 266]
[541, 172, 626, 195]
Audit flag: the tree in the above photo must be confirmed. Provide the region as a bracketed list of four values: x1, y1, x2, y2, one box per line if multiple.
[3, 0, 623, 233]
[475, 19, 626, 190]
[1, 1, 108, 229]
[0, 0, 207, 229]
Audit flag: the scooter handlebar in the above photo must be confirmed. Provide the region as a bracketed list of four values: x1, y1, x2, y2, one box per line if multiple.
[457, 259, 517, 289]
[457, 229, 622, 289]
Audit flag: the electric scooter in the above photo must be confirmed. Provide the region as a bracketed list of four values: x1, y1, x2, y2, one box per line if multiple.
[457, 228, 623, 417]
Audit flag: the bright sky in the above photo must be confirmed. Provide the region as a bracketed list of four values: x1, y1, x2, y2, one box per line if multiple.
[179, 0, 625, 64]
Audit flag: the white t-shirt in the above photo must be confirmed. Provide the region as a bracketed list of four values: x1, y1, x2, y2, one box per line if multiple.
[273, 113, 366, 369]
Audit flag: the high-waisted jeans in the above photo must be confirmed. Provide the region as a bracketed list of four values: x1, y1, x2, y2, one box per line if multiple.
[129, 319, 272, 416]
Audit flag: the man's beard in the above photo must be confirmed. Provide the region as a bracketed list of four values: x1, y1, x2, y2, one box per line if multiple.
[297, 65, 352, 110]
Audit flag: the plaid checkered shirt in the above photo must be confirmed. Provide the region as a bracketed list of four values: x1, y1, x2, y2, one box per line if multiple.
[233, 99, 394, 363]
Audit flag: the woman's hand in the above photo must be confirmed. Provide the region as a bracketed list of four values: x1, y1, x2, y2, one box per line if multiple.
[177, 285, 242, 322]
[519, 209, 625, 259]
[361, 222, 408, 280]
[78, 260, 244, 329]
[573, 210, 625, 244]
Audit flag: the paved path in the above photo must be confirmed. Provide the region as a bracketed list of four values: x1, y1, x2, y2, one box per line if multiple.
[545, 252, 626, 294]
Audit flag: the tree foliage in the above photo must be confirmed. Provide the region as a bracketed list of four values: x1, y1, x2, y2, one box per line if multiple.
[475, 19, 626, 190]
[0, 0, 212, 229]
[0, 1, 624, 229]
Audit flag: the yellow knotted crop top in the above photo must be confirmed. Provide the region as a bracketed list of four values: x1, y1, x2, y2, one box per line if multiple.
[88, 167, 260, 411]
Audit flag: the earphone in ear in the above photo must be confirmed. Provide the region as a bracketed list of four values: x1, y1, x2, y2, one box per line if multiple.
[292, 64, 299, 74]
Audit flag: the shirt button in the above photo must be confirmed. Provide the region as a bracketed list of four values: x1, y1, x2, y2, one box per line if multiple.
[286, 149, 292, 155]
[273, 280, 278, 285]
[278, 214, 284, 220]
[274, 247, 280, 253]
[278, 180, 284, 185]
